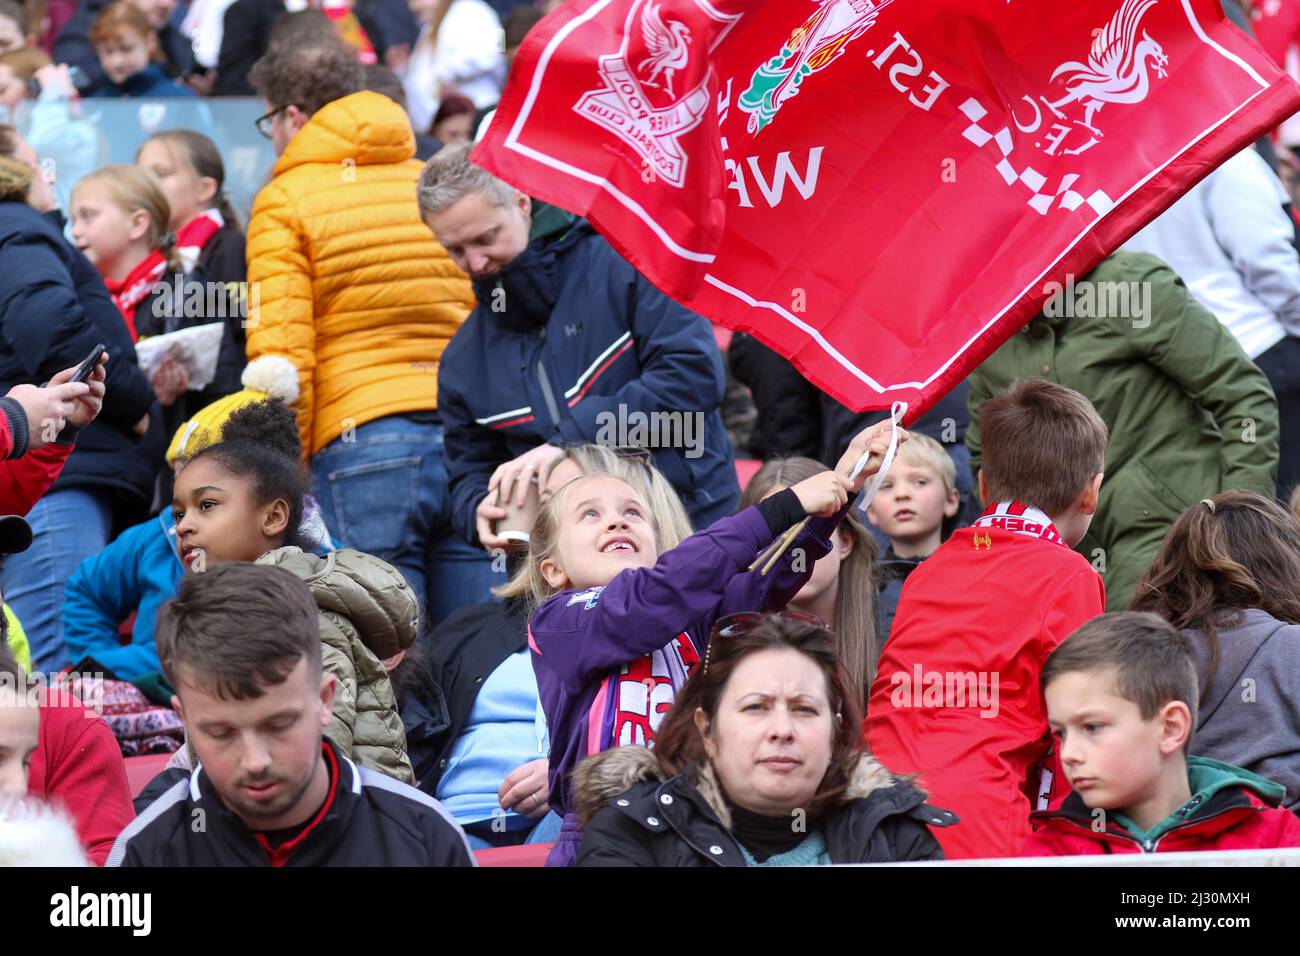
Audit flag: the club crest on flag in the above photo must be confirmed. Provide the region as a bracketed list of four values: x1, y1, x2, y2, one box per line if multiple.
[1011, 0, 1171, 158]
[738, 0, 898, 135]
[574, 0, 720, 187]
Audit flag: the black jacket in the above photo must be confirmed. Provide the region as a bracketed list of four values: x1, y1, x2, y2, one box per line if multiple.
[54, 0, 195, 94]
[729, 331, 970, 465]
[136, 258, 245, 448]
[875, 546, 926, 650]
[214, 0, 391, 95]
[197, 222, 247, 287]
[0, 203, 163, 513]
[574, 746, 954, 866]
[110, 739, 475, 866]
[196, 222, 250, 402]
[404, 597, 530, 795]
[214, 0, 280, 96]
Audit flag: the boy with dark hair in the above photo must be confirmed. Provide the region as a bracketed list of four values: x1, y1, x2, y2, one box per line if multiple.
[1024, 612, 1300, 854]
[108, 562, 474, 866]
[865, 379, 1108, 859]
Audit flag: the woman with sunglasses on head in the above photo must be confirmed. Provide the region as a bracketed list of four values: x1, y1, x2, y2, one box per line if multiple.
[572, 612, 954, 866]
[524, 422, 904, 866]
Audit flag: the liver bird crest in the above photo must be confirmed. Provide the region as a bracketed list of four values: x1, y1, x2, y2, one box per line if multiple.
[1043, 0, 1170, 135]
[638, 2, 692, 99]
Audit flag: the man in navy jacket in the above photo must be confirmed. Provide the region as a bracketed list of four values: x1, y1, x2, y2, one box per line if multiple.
[418, 143, 738, 552]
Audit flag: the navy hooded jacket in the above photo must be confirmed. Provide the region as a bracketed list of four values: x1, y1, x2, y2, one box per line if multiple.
[0, 202, 164, 513]
[437, 207, 738, 544]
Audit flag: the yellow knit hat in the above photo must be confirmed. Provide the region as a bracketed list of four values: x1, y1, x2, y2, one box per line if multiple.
[166, 355, 301, 466]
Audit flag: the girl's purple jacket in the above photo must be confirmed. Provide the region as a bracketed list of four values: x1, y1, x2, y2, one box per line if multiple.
[528, 503, 848, 863]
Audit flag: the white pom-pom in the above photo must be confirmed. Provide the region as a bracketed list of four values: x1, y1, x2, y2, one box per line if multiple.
[240, 355, 301, 404]
[0, 796, 89, 866]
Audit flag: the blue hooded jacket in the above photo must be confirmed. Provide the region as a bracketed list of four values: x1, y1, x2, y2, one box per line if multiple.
[63, 503, 339, 681]
[86, 64, 196, 99]
[437, 206, 738, 543]
[63, 510, 182, 681]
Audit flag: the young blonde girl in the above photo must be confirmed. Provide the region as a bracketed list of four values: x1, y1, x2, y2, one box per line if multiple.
[526, 423, 902, 865]
[740, 456, 879, 705]
[426, 444, 693, 849]
[70, 165, 179, 343]
[72, 164, 225, 428]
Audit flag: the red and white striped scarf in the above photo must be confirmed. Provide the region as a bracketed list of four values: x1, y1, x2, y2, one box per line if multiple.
[972, 500, 1067, 549]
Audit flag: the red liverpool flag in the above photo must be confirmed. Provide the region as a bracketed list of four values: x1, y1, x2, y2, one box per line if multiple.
[475, 0, 1300, 418]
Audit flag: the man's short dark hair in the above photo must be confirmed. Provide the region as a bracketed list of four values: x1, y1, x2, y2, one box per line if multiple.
[248, 37, 364, 117]
[1042, 611, 1199, 735]
[155, 563, 321, 701]
[979, 378, 1108, 515]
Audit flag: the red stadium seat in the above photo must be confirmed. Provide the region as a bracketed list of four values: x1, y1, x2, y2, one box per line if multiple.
[735, 458, 762, 490]
[473, 843, 553, 867]
[123, 752, 173, 799]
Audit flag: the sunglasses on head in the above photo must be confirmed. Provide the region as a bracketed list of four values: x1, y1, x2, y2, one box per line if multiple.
[702, 609, 831, 676]
[608, 445, 653, 466]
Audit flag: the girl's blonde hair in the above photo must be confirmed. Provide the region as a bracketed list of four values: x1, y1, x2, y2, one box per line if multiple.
[739, 456, 879, 706]
[73, 165, 181, 274]
[495, 444, 693, 607]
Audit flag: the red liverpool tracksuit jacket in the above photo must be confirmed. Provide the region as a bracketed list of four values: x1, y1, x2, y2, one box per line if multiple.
[864, 502, 1106, 859]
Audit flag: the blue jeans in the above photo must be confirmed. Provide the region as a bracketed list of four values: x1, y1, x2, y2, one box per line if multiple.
[309, 415, 503, 630]
[463, 811, 564, 851]
[3, 488, 113, 672]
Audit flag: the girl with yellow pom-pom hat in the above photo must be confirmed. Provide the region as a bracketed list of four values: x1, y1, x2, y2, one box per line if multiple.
[62, 356, 334, 682]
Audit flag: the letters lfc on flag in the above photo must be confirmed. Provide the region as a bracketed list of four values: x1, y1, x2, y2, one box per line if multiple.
[473, 0, 1300, 419]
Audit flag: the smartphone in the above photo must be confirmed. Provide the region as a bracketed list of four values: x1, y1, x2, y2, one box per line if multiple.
[70, 343, 107, 384]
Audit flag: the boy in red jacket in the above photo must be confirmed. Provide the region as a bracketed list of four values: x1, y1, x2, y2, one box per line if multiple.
[1024, 612, 1300, 855]
[864, 379, 1108, 859]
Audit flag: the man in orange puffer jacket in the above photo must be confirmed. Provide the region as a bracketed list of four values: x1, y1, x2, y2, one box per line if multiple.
[245, 39, 500, 629]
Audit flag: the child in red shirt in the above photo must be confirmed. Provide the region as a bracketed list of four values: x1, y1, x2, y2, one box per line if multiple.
[2, 641, 133, 866]
[864, 379, 1108, 859]
[1024, 612, 1300, 855]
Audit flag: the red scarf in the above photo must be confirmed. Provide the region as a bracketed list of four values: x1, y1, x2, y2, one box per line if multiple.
[103, 253, 164, 342]
[175, 209, 223, 273]
[103, 212, 222, 341]
[972, 500, 1067, 549]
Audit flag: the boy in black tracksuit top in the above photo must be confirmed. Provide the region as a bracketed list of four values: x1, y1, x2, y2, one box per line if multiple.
[108, 562, 473, 867]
